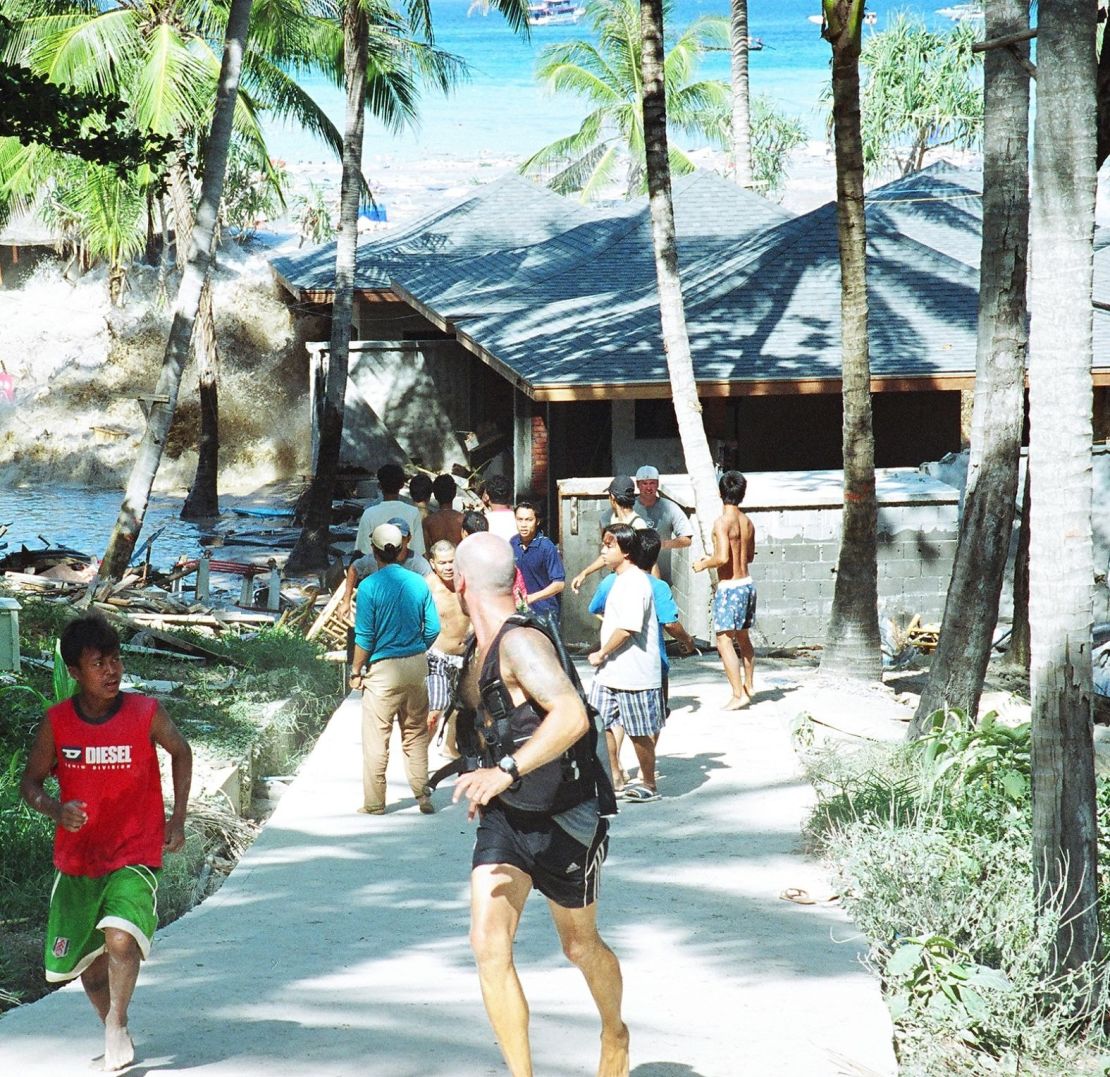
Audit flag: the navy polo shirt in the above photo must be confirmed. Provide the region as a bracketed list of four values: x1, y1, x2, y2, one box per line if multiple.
[510, 532, 566, 616]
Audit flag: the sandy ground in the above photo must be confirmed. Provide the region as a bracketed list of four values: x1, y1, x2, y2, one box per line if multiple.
[0, 653, 898, 1077]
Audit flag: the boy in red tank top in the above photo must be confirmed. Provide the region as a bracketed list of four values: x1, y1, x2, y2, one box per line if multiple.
[20, 613, 192, 1071]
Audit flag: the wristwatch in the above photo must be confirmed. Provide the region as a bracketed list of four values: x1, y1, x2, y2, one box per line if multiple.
[498, 755, 521, 784]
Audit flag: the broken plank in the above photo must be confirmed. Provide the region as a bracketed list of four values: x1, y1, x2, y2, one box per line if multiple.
[120, 644, 205, 661]
[96, 609, 243, 665]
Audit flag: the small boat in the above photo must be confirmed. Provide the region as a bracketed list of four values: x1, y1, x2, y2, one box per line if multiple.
[527, 0, 584, 25]
[747, 36, 764, 51]
[230, 506, 297, 519]
[807, 14, 823, 24]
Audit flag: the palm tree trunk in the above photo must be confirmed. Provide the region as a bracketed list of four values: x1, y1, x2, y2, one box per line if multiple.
[101, 0, 253, 577]
[1006, 462, 1031, 672]
[286, 2, 369, 573]
[819, 0, 881, 682]
[181, 280, 221, 518]
[1028, 0, 1099, 979]
[729, 0, 753, 188]
[639, 0, 722, 545]
[908, 0, 1030, 736]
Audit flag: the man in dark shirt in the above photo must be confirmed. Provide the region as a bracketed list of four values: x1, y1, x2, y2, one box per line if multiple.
[510, 501, 565, 637]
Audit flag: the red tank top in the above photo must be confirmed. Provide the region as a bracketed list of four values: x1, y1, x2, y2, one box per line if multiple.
[48, 693, 165, 877]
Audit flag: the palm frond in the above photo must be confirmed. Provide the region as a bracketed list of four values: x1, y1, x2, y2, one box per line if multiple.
[243, 57, 345, 159]
[133, 22, 214, 136]
[32, 9, 141, 95]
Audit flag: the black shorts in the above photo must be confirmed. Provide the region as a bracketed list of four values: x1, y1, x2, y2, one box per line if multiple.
[472, 803, 609, 909]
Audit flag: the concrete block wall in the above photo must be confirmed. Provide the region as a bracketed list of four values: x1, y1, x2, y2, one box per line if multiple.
[558, 468, 960, 649]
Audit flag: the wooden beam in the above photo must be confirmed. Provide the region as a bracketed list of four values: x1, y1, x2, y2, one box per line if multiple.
[972, 28, 1037, 53]
[531, 373, 982, 402]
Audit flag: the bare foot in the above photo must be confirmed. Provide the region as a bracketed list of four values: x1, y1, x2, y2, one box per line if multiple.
[723, 693, 750, 710]
[598, 1023, 630, 1077]
[104, 1024, 134, 1071]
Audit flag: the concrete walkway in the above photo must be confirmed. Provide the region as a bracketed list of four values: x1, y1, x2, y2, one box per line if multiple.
[0, 656, 897, 1076]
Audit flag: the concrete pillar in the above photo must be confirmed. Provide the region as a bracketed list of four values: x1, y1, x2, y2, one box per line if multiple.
[0, 596, 21, 672]
[267, 560, 281, 611]
[513, 389, 534, 498]
[197, 551, 211, 603]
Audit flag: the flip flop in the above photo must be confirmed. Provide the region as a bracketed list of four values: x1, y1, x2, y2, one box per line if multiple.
[779, 887, 817, 905]
[622, 784, 660, 802]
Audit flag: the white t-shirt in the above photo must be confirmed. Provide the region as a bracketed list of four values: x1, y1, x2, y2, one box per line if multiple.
[595, 566, 661, 691]
[355, 500, 425, 555]
[603, 508, 649, 530]
[486, 508, 518, 542]
[350, 550, 431, 581]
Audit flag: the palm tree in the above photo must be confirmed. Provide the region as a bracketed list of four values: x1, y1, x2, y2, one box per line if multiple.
[858, 14, 982, 177]
[1027, 0, 1099, 980]
[819, 0, 881, 682]
[908, 0, 1029, 736]
[285, 0, 527, 572]
[0, 0, 330, 291]
[103, 0, 254, 577]
[638, 0, 721, 549]
[522, 0, 731, 199]
[729, 0, 752, 188]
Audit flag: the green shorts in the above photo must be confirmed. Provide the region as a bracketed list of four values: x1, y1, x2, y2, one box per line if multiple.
[44, 866, 161, 983]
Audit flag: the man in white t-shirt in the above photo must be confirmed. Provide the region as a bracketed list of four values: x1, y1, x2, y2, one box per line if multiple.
[355, 463, 425, 556]
[586, 522, 664, 802]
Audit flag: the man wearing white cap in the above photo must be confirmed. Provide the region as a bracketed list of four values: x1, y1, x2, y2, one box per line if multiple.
[350, 522, 440, 815]
[634, 465, 693, 582]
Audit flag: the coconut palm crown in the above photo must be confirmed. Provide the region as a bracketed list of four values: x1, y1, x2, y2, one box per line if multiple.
[521, 0, 730, 199]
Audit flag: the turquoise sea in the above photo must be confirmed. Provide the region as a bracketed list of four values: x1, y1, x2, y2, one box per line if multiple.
[263, 0, 964, 164]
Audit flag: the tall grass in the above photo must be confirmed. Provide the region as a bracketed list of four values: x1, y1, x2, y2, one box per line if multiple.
[802, 709, 1110, 1075]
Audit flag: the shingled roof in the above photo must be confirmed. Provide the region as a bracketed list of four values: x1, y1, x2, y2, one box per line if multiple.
[399, 188, 983, 397]
[272, 163, 1110, 400]
[270, 172, 611, 299]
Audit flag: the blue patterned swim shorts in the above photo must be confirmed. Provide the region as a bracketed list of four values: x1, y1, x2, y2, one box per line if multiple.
[712, 578, 756, 633]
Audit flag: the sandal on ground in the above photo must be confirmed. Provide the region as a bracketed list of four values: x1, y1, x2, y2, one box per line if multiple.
[622, 784, 660, 802]
[779, 887, 816, 905]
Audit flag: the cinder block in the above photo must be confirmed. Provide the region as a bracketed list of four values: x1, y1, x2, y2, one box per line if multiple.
[784, 542, 821, 563]
[802, 511, 840, 542]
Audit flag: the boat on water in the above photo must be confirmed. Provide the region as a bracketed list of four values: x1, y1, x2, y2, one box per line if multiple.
[808, 9, 876, 26]
[937, 4, 984, 21]
[747, 36, 764, 51]
[527, 0, 584, 26]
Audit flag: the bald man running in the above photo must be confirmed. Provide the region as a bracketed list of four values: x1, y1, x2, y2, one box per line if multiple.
[452, 533, 628, 1077]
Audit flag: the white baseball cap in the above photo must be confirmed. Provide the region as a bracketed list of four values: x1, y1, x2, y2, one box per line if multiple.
[371, 523, 404, 552]
[635, 465, 660, 481]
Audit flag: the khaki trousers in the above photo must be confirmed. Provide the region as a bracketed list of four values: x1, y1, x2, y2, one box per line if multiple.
[360, 652, 430, 809]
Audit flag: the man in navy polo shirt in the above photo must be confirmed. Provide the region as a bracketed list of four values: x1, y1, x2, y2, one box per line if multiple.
[510, 501, 566, 637]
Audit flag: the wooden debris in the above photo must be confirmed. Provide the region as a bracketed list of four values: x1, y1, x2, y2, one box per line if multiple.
[906, 615, 940, 654]
[95, 609, 243, 665]
[306, 583, 351, 649]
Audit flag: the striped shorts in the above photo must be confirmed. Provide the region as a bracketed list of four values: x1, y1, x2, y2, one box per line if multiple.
[588, 681, 666, 737]
[426, 648, 464, 712]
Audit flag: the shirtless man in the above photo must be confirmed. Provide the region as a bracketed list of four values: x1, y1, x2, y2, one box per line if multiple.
[452, 533, 628, 1077]
[423, 474, 465, 549]
[693, 470, 757, 710]
[425, 540, 472, 754]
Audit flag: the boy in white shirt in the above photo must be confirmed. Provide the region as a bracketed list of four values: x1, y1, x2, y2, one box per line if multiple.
[586, 523, 664, 802]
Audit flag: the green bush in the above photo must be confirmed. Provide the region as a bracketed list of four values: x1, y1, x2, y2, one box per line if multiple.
[803, 707, 1110, 1074]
